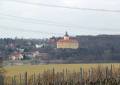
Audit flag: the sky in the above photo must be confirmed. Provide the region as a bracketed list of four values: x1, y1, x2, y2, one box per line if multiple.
[0, 0, 120, 38]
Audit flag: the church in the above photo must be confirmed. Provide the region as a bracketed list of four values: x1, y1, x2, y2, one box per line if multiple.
[57, 32, 79, 49]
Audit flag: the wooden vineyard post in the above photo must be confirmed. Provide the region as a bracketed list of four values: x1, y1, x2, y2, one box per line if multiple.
[118, 65, 120, 78]
[88, 69, 91, 80]
[66, 68, 68, 82]
[63, 69, 65, 82]
[110, 65, 113, 78]
[19, 73, 22, 85]
[105, 66, 108, 79]
[89, 67, 93, 81]
[12, 75, 17, 85]
[52, 68, 55, 85]
[24, 72, 28, 85]
[33, 73, 36, 85]
[80, 67, 84, 85]
[80, 67, 83, 80]
[0, 57, 4, 85]
[0, 74, 4, 85]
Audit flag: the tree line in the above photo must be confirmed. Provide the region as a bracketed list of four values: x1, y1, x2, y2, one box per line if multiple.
[0, 35, 120, 61]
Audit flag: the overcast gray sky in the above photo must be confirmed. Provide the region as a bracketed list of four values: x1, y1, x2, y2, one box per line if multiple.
[0, 0, 120, 38]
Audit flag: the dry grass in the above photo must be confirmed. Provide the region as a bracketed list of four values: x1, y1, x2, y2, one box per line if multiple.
[4, 63, 120, 76]
[2, 63, 120, 85]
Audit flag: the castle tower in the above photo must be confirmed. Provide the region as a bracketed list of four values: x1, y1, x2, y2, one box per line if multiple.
[64, 32, 69, 40]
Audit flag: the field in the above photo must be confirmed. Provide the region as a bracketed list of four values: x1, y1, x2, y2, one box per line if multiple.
[4, 63, 120, 76]
[1, 63, 120, 85]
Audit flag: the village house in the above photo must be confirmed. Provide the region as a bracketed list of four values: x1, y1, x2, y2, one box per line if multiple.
[9, 52, 23, 60]
[24, 51, 39, 58]
[24, 51, 48, 60]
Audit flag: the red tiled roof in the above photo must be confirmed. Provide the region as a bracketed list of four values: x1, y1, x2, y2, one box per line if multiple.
[10, 52, 22, 57]
[57, 39, 78, 43]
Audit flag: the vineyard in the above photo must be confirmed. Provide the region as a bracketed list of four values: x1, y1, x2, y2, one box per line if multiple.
[1, 64, 120, 85]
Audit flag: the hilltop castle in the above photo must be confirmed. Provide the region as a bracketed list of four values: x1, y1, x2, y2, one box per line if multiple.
[57, 32, 79, 49]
